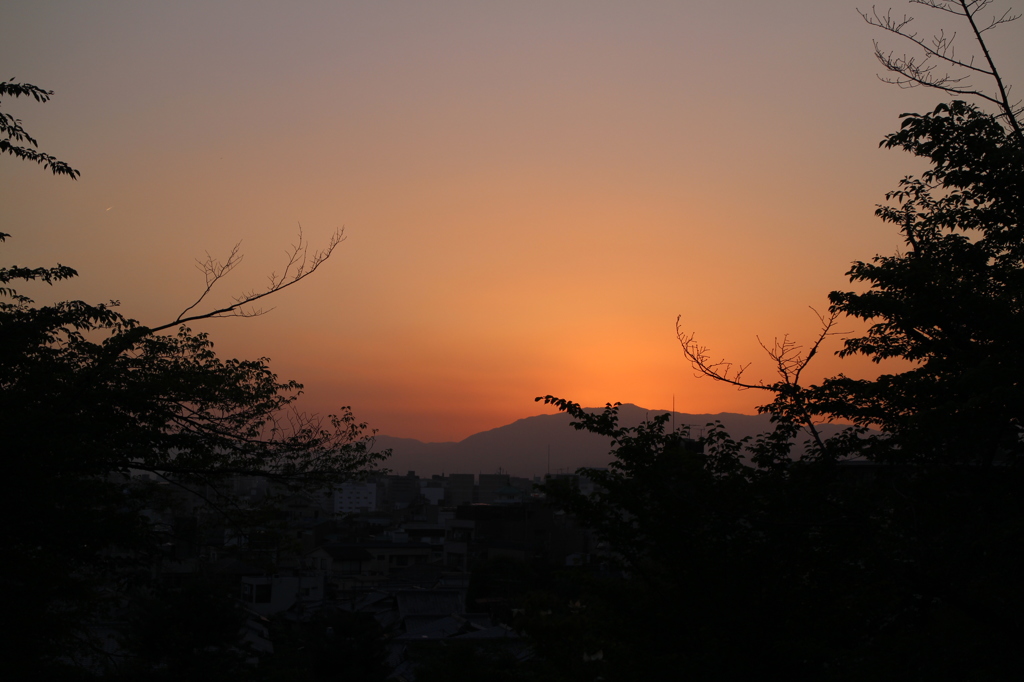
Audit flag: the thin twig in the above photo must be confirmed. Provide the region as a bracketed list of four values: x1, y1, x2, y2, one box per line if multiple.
[149, 226, 345, 334]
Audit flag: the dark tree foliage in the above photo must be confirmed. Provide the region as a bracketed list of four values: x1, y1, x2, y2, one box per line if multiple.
[536, 98, 1024, 680]
[411, 641, 544, 682]
[0, 262, 386, 672]
[534, 398, 884, 680]
[537, 397, 1024, 680]
[1, 85, 386, 675]
[117, 577, 253, 682]
[0, 78, 80, 178]
[810, 100, 1024, 465]
[1, 294, 383, 485]
[259, 609, 389, 682]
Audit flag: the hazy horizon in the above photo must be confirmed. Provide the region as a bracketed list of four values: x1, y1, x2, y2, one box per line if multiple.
[370, 404, 863, 479]
[377, 402, 758, 443]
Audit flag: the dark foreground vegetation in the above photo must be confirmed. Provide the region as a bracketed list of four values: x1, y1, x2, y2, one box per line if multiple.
[2, 2, 1022, 680]
[523, 2, 1024, 679]
[2, 79, 388, 678]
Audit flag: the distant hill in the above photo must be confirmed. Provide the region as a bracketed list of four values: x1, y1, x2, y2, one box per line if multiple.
[373, 404, 856, 478]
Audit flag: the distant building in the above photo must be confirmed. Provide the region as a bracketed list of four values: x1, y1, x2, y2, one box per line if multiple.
[477, 474, 509, 503]
[383, 472, 422, 510]
[492, 485, 525, 505]
[335, 480, 378, 514]
[445, 474, 475, 506]
[443, 501, 596, 572]
[419, 479, 445, 506]
[543, 471, 605, 498]
[240, 573, 326, 616]
[509, 476, 535, 495]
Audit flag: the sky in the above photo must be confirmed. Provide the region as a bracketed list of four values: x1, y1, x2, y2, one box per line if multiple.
[3, 1, 1022, 442]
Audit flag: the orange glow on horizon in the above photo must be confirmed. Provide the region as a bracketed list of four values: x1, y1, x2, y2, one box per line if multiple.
[2, 1, 1017, 442]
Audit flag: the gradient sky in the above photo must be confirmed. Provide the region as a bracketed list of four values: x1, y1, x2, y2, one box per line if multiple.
[4, 1, 1022, 441]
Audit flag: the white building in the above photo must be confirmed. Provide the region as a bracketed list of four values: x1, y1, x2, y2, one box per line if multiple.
[334, 480, 377, 514]
[240, 573, 325, 615]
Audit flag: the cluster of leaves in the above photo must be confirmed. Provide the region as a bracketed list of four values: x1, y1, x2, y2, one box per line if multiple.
[535, 400, 869, 678]
[3, 298, 384, 485]
[258, 609, 389, 682]
[1, 257, 386, 673]
[0, 78, 80, 178]
[1, 82, 387, 675]
[537, 400, 1024, 680]
[114, 577, 254, 682]
[809, 100, 1024, 465]
[536, 95, 1024, 679]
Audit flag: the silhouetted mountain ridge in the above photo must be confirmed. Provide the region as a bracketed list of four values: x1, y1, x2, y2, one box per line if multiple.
[375, 404, 854, 478]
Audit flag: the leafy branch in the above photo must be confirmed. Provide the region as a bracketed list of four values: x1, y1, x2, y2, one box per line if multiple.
[0, 78, 80, 179]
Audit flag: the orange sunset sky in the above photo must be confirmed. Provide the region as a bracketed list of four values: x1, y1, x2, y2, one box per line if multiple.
[4, 1, 1022, 442]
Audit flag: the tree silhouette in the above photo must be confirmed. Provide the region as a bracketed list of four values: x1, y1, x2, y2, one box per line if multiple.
[541, 6, 1024, 679]
[862, 0, 1023, 142]
[0, 78, 80, 178]
[812, 99, 1023, 465]
[677, 1, 1024, 466]
[0, 82, 386, 675]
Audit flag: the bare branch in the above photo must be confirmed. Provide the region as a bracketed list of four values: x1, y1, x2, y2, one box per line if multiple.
[174, 242, 244, 322]
[676, 318, 767, 391]
[149, 226, 345, 335]
[864, 8, 995, 77]
[796, 307, 845, 386]
[861, 1, 1024, 141]
[678, 309, 843, 392]
[749, 310, 843, 389]
[956, 0, 1024, 140]
[678, 309, 847, 458]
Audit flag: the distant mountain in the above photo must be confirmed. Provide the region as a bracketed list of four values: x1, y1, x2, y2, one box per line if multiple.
[373, 404, 855, 478]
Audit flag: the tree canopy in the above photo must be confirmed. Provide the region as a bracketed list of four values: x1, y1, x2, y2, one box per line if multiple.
[1, 82, 386, 676]
[813, 99, 1024, 464]
[538, 4, 1024, 679]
